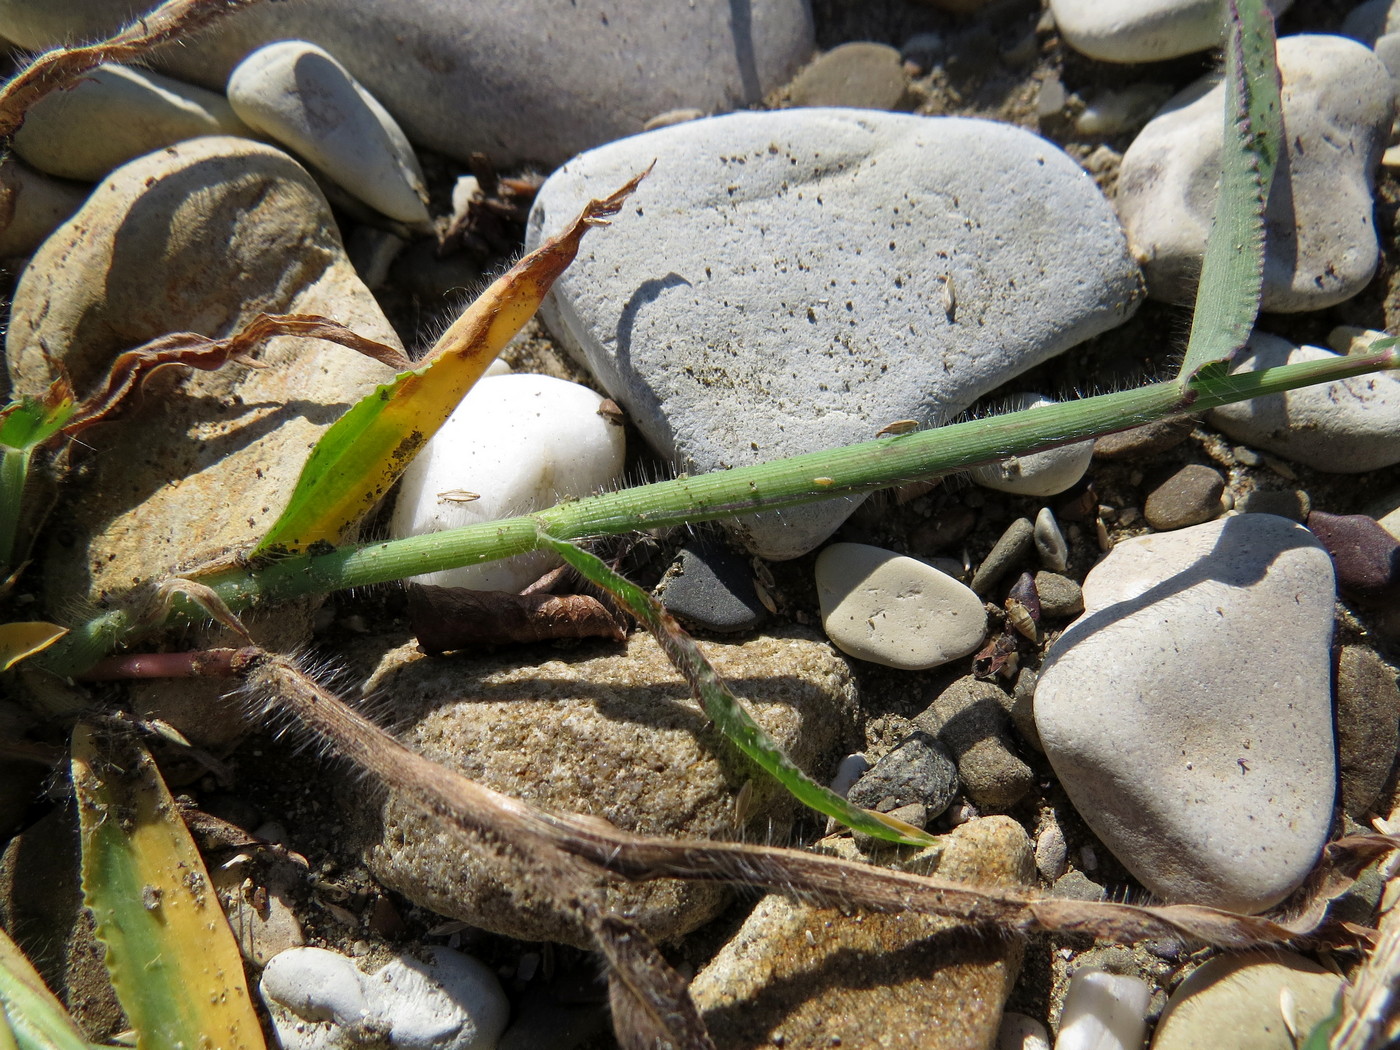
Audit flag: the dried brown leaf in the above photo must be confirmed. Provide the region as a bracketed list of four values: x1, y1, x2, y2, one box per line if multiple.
[0, 0, 267, 138]
[407, 584, 624, 655]
[597, 916, 716, 1050]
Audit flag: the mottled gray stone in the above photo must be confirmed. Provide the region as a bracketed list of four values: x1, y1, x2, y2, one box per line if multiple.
[528, 109, 1141, 557]
[847, 731, 958, 818]
[917, 676, 1035, 809]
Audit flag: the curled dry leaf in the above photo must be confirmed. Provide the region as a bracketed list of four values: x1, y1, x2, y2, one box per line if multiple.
[406, 583, 625, 655]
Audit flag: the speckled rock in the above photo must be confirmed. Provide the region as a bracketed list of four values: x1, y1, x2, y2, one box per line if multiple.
[227, 41, 430, 225]
[784, 42, 909, 110]
[1049, 0, 1291, 62]
[1209, 333, 1400, 471]
[847, 731, 959, 819]
[1142, 464, 1225, 531]
[1150, 952, 1343, 1050]
[353, 628, 857, 949]
[3, 136, 399, 746]
[689, 816, 1034, 1050]
[816, 542, 987, 670]
[528, 109, 1142, 557]
[1034, 572, 1083, 619]
[1118, 35, 1393, 312]
[1035, 515, 1336, 913]
[917, 676, 1035, 809]
[970, 395, 1095, 497]
[1335, 645, 1400, 819]
[12, 64, 250, 182]
[0, 0, 815, 168]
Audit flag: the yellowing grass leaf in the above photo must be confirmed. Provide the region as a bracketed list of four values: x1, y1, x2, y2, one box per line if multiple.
[252, 166, 651, 557]
[0, 926, 90, 1050]
[0, 623, 67, 671]
[72, 723, 265, 1050]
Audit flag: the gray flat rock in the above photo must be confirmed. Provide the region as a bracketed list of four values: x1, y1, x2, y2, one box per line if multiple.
[528, 109, 1141, 557]
[1034, 515, 1336, 913]
[1118, 34, 1394, 312]
[0, 0, 814, 168]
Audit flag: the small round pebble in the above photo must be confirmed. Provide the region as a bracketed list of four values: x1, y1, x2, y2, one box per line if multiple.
[916, 677, 1035, 809]
[970, 394, 1095, 497]
[1142, 464, 1225, 531]
[1033, 572, 1083, 619]
[971, 518, 1035, 595]
[785, 42, 908, 109]
[1034, 819, 1069, 882]
[1057, 968, 1151, 1050]
[1033, 507, 1069, 572]
[1236, 488, 1310, 522]
[997, 1012, 1050, 1050]
[815, 542, 987, 670]
[1306, 510, 1400, 606]
[847, 731, 959, 818]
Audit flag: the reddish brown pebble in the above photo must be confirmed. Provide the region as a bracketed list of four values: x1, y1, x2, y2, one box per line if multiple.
[1306, 510, 1400, 605]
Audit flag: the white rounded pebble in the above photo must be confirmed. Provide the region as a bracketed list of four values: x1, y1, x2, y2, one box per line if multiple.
[1034, 515, 1336, 913]
[261, 947, 508, 1050]
[1055, 969, 1151, 1050]
[999, 1012, 1051, 1050]
[1034, 507, 1070, 572]
[390, 374, 627, 592]
[12, 64, 251, 182]
[970, 395, 1094, 497]
[1050, 0, 1291, 62]
[1207, 332, 1400, 472]
[261, 946, 370, 1028]
[829, 753, 871, 798]
[529, 109, 1141, 558]
[228, 41, 430, 225]
[1118, 34, 1393, 312]
[815, 542, 987, 670]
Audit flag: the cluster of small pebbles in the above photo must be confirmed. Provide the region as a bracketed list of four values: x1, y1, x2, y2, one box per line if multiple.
[1, 0, 1400, 1049]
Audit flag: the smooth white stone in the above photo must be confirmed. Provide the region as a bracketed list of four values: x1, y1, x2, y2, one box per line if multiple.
[1055, 969, 1151, 1050]
[829, 752, 871, 798]
[1035, 515, 1336, 913]
[970, 394, 1094, 497]
[1150, 952, 1343, 1050]
[529, 109, 1140, 558]
[261, 946, 370, 1028]
[228, 41, 430, 224]
[1050, 0, 1290, 62]
[1034, 507, 1070, 572]
[261, 947, 508, 1050]
[1118, 35, 1394, 312]
[12, 64, 250, 182]
[816, 542, 987, 670]
[1208, 332, 1400, 472]
[999, 1011, 1051, 1050]
[389, 374, 626, 592]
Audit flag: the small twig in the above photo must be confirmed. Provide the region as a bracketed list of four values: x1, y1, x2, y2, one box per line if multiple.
[0, 0, 267, 139]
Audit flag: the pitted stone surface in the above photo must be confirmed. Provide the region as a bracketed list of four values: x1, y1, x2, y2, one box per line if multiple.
[529, 109, 1141, 557]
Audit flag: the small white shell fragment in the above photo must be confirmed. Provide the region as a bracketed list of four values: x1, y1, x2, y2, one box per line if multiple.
[390, 374, 627, 592]
[970, 395, 1094, 497]
[815, 542, 987, 670]
[1054, 968, 1151, 1050]
[228, 41, 431, 224]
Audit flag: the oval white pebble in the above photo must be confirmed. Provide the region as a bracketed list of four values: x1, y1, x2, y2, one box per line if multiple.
[228, 40, 430, 224]
[1208, 331, 1400, 472]
[261, 946, 370, 1027]
[1050, 0, 1291, 62]
[970, 394, 1094, 497]
[390, 373, 627, 592]
[816, 542, 987, 670]
[1055, 969, 1151, 1050]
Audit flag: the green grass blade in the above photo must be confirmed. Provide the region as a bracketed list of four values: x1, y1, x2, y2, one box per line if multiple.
[538, 534, 938, 847]
[1178, 0, 1282, 389]
[0, 926, 91, 1050]
[0, 386, 75, 575]
[72, 723, 266, 1050]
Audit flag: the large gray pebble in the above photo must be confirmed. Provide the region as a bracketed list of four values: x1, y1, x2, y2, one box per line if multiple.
[529, 109, 1141, 558]
[0, 0, 813, 168]
[228, 42, 430, 225]
[1034, 515, 1336, 913]
[1118, 34, 1394, 312]
[350, 628, 856, 949]
[1049, 0, 1290, 62]
[12, 64, 250, 182]
[1208, 332, 1400, 472]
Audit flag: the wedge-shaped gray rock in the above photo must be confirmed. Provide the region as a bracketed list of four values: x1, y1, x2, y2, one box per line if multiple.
[1118, 34, 1394, 312]
[0, 0, 814, 168]
[12, 64, 250, 182]
[1034, 515, 1336, 914]
[529, 110, 1142, 558]
[228, 41, 430, 225]
[1208, 332, 1400, 472]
